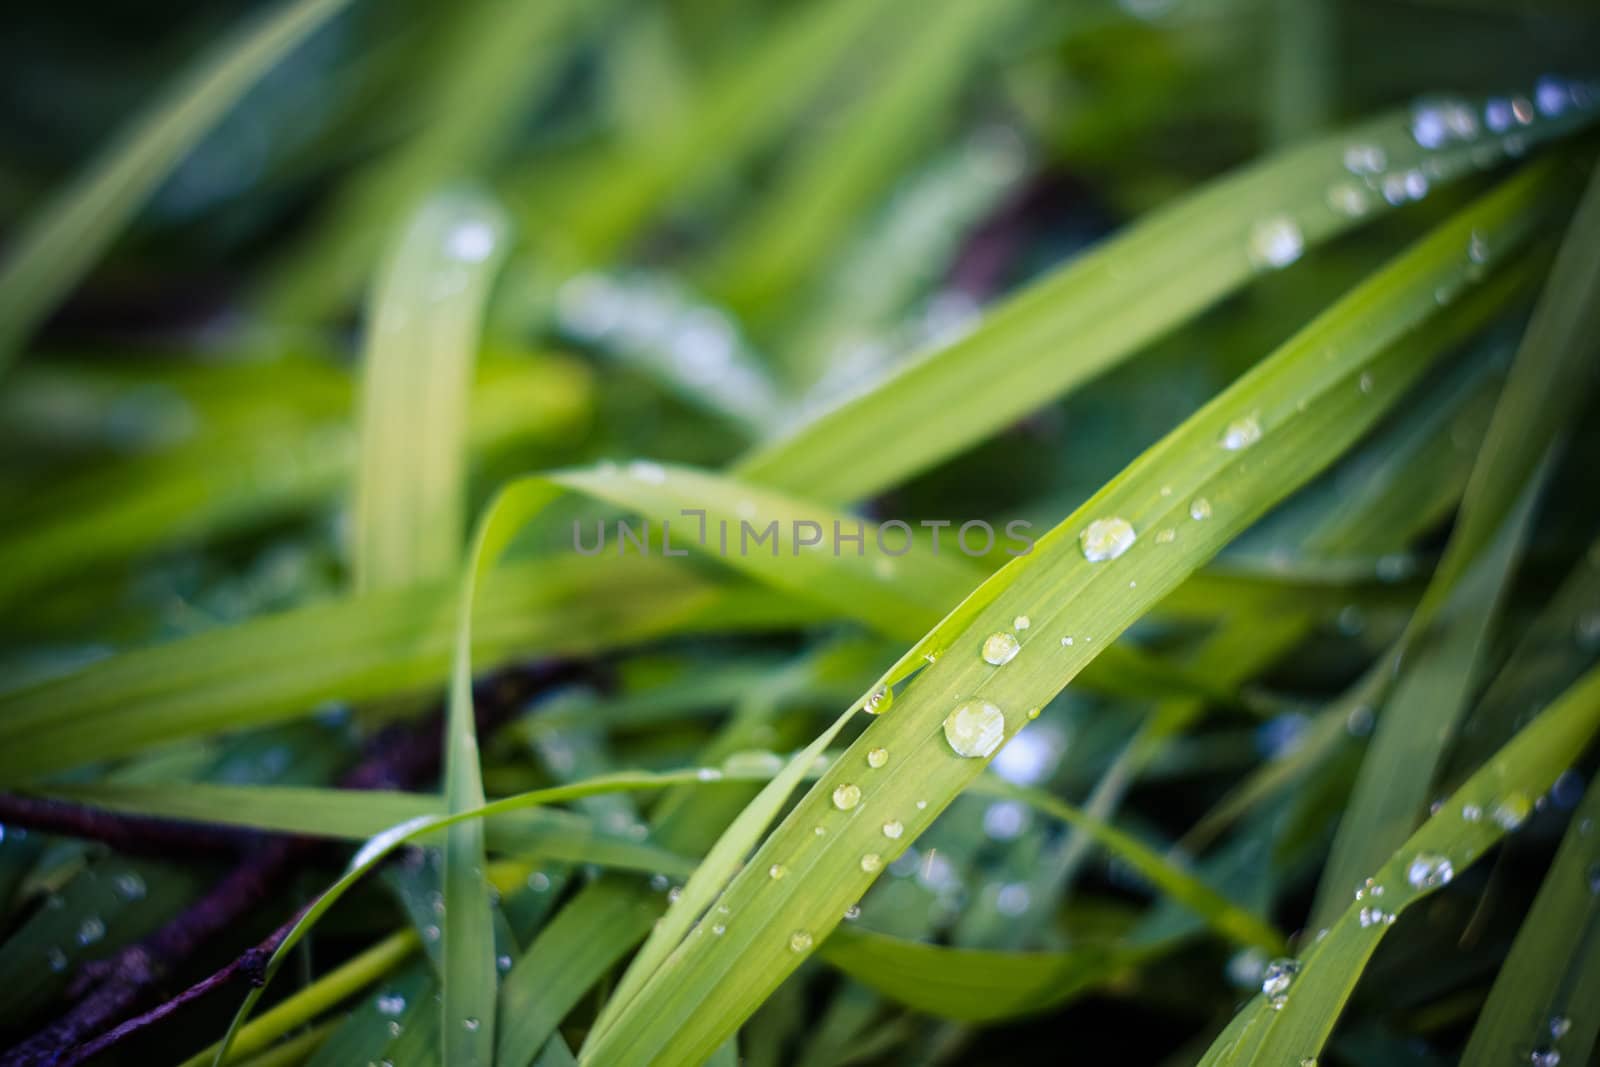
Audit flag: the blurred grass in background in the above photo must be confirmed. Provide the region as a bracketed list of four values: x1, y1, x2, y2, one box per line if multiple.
[1, 0, 1599, 1064]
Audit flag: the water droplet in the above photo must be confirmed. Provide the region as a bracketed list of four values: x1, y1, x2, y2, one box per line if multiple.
[1493, 793, 1531, 831]
[1462, 803, 1482, 822]
[769, 863, 787, 880]
[1060, 635, 1074, 646]
[864, 686, 893, 714]
[1550, 1016, 1571, 1039]
[1155, 527, 1176, 544]
[1343, 143, 1387, 174]
[711, 923, 726, 935]
[47, 948, 68, 973]
[1221, 415, 1263, 451]
[1358, 905, 1394, 927]
[1406, 852, 1454, 890]
[667, 886, 683, 904]
[447, 220, 499, 263]
[1249, 216, 1305, 269]
[1189, 498, 1213, 521]
[995, 882, 1031, 916]
[77, 917, 105, 946]
[1327, 182, 1370, 217]
[1261, 957, 1301, 1005]
[1012, 615, 1031, 632]
[866, 747, 888, 769]
[944, 699, 1007, 758]
[882, 820, 904, 840]
[843, 904, 861, 921]
[377, 992, 408, 1015]
[861, 853, 883, 872]
[833, 783, 862, 810]
[1530, 1050, 1561, 1067]
[628, 460, 667, 484]
[1585, 862, 1600, 894]
[463, 1017, 481, 1032]
[1080, 517, 1137, 561]
[789, 930, 813, 953]
[813, 825, 826, 836]
[112, 872, 147, 901]
[916, 799, 928, 810]
[982, 632, 1021, 665]
[696, 767, 723, 781]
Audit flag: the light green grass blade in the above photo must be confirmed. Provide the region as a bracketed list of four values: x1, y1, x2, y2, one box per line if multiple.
[0, 556, 820, 781]
[35, 782, 696, 876]
[0, 0, 351, 370]
[353, 190, 509, 592]
[733, 88, 1593, 505]
[573, 156, 1574, 1067]
[1196, 663, 1600, 1066]
[1460, 775, 1600, 1066]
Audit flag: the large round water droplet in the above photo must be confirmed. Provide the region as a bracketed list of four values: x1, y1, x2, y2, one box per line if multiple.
[982, 632, 1021, 665]
[1261, 957, 1301, 1003]
[1080, 518, 1136, 562]
[1220, 415, 1263, 451]
[832, 783, 862, 810]
[943, 699, 1006, 759]
[1249, 216, 1305, 269]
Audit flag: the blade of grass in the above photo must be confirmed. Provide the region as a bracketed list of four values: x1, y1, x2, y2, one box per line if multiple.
[1196, 663, 1600, 1066]
[1312, 156, 1600, 923]
[0, 0, 351, 370]
[734, 88, 1597, 505]
[352, 189, 509, 592]
[575, 155, 1580, 1067]
[1459, 774, 1600, 1066]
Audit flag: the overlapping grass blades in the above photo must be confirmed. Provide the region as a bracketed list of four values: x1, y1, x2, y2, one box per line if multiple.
[1197, 664, 1600, 1066]
[574, 158, 1578, 1065]
[0, 0, 351, 370]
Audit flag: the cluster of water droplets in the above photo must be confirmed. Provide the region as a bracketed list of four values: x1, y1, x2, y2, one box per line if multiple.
[1260, 957, 1301, 1009]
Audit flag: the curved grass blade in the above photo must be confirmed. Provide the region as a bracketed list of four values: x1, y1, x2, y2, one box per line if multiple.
[1196, 663, 1600, 1066]
[734, 87, 1597, 504]
[353, 190, 509, 593]
[1460, 775, 1600, 1066]
[0, 0, 351, 370]
[572, 156, 1576, 1067]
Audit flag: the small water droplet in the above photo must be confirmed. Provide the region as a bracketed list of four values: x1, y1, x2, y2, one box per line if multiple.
[47, 948, 68, 973]
[833, 783, 862, 810]
[1406, 852, 1454, 889]
[1060, 635, 1074, 646]
[769, 863, 787, 880]
[696, 767, 723, 782]
[866, 747, 888, 769]
[861, 853, 882, 873]
[711, 923, 726, 935]
[377, 992, 408, 1015]
[1462, 803, 1482, 822]
[843, 904, 861, 921]
[864, 686, 893, 714]
[112, 872, 147, 901]
[667, 886, 683, 904]
[463, 1017, 481, 1032]
[1530, 1050, 1561, 1067]
[882, 820, 904, 839]
[1221, 415, 1262, 451]
[944, 699, 1007, 758]
[1261, 957, 1301, 1005]
[1080, 517, 1137, 561]
[982, 632, 1021, 665]
[915, 799, 928, 810]
[77, 917, 105, 946]
[1155, 527, 1176, 544]
[1249, 216, 1305, 269]
[789, 930, 813, 953]
[1189, 498, 1213, 521]
[1343, 143, 1387, 174]
[1013, 615, 1030, 631]
[1327, 182, 1370, 217]
[1550, 1015, 1571, 1039]
[628, 460, 667, 484]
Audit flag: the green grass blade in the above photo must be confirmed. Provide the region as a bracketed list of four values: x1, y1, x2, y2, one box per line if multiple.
[734, 88, 1593, 504]
[574, 155, 1576, 1067]
[1196, 663, 1600, 1066]
[1460, 776, 1600, 1066]
[1312, 156, 1600, 923]
[0, 0, 351, 370]
[353, 190, 509, 592]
